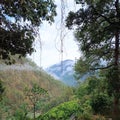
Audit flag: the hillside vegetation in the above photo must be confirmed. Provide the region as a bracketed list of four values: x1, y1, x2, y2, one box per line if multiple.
[0, 58, 74, 119]
[0, 59, 117, 120]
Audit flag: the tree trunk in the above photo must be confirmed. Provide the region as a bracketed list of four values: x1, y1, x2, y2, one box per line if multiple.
[113, 97, 120, 120]
[113, 30, 120, 120]
[33, 103, 36, 120]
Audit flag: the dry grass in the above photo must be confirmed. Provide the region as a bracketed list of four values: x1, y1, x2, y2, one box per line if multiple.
[0, 66, 73, 117]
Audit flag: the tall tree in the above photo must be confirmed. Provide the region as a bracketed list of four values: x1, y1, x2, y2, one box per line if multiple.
[0, 0, 56, 63]
[66, 0, 120, 119]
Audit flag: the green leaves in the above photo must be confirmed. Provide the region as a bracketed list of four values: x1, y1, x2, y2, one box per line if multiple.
[25, 84, 48, 104]
[31, 84, 48, 95]
[66, 0, 120, 77]
[74, 58, 90, 79]
[25, 84, 48, 119]
[39, 100, 81, 120]
[0, 0, 56, 62]
[1, 0, 56, 26]
[0, 80, 5, 101]
[90, 93, 112, 114]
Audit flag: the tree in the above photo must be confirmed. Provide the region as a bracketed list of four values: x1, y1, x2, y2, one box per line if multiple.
[25, 84, 48, 119]
[90, 93, 111, 115]
[0, 0, 56, 63]
[66, 0, 120, 119]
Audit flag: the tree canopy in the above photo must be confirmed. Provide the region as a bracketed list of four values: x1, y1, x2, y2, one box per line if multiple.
[66, 0, 120, 119]
[66, 0, 119, 70]
[0, 0, 56, 63]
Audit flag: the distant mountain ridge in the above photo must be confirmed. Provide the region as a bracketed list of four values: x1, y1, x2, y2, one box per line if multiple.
[46, 59, 78, 86]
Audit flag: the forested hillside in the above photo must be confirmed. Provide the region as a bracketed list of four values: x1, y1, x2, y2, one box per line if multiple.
[0, 59, 74, 119]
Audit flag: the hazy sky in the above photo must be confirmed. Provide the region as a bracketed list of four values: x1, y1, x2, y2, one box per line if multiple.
[29, 0, 81, 69]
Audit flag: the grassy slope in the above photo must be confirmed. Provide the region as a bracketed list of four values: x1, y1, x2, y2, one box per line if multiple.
[0, 70, 66, 101]
[0, 58, 73, 117]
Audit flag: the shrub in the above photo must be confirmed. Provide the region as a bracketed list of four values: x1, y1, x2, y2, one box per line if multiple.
[0, 80, 5, 101]
[37, 100, 81, 120]
[90, 93, 112, 114]
[11, 103, 29, 120]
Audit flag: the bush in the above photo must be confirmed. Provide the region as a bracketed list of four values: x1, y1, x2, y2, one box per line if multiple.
[90, 93, 112, 114]
[37, 100, 81, 120]
[0, 80, 5, 101]
[11, 103, 29, 120]
[77, 112, 93, 120]
[92, 115, 106, 120]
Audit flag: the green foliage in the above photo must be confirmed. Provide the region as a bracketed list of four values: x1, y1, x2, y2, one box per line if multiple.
[74, 58, 91, 79]
[0, 63, 72, 119]
[106, 67, 120, 98]
[38, 100, 81, 120]
[75, 74, 109, 98]
[40, 92, 74, 113]
[66, 1, 120, 117]
[66, 0, 120, 87]
[25, 84, 48, 96]
[0, 80, 5, 119]
[38, 99, 93, 120]
[75, 73, 113, 117]
[0, 80, 5, 101]
[87, 75, 108, 95]
[25, 83, 48, 119]
[0, 0, 56, 62]
[90, 93, 112, 114]
[12, 103, 29, 120]
[75, 82, 88, 99]
[66, 0, 118, 61]
[77, 112, 93, 120]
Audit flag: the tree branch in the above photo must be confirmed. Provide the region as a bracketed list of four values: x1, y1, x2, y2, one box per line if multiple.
[91, 5, 113, 24]
[90, 64, 114, 70]
[115, 0, 120, 17]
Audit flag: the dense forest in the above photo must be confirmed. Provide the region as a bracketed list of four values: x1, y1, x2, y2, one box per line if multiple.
[0, 0, 120, 120]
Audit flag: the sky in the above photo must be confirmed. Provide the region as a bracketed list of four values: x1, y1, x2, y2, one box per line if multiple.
[29, 0, 81, 69]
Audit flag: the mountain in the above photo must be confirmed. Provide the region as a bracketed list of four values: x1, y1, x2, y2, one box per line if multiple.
[46, 60, 78, 86]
